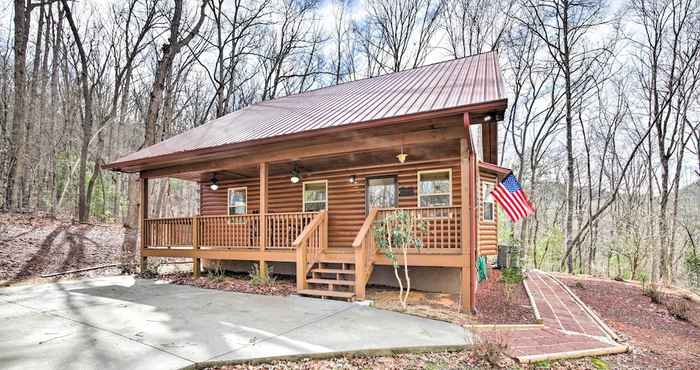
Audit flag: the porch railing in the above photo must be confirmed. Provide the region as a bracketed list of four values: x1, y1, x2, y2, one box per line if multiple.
[376, 206, 462, 253]
[266, 212, 318, 249]
[198, 215, 260, 248]
[293, 210, 328, 291]
[352, 208, 379, 299]
[144, 217, 193, 248]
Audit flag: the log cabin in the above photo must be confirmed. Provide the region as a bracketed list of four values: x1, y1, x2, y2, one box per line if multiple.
[104, 51, 511, 312]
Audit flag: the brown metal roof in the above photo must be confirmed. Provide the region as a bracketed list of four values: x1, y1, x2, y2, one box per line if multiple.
[107, 51, 506, 170]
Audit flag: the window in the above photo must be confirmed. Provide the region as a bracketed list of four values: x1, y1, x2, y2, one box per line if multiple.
[228, 187, 247, 215]
[417, 169, 452, 207]
[303, 181, 327, 212]
[366, 176, 397, 212]
[483, 182, 495, 221]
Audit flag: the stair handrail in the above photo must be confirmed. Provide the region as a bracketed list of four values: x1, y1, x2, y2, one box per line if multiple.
[352, 208, 379, 299]
[293, 210, 327, 291]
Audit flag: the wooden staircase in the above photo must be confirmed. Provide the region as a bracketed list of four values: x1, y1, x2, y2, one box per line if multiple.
[294, 209, 378, 302]
[298, 262, 356, 300]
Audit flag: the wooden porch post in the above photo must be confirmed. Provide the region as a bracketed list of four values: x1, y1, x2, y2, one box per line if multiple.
[259, 162, 268, 277]
[192, 215, 200, 277]
[460, 113, 478, 313]
[139, 176, 149, 273]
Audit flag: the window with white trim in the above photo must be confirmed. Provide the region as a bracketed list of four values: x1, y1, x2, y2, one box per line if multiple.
[303, 181, 327, 212]
[228, 187, 247, 215]
[483, 182, 495, 221]
[417, 169, 452, 207]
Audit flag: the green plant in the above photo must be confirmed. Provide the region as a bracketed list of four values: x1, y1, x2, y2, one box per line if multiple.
[639, 273, 648, 292]
[531, 359, 551, 369]
[207, 261, 226, 283]
[590, 357, 609, 370]
[249, 264, 276, 286]
[666, 299, 690, 321]
[500, 267, 524, 285]
[575, 281, 585, 289]
[373, 210, 426, 310]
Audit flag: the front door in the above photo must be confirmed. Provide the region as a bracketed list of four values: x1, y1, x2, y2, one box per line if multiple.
[366, 176, 398, 213]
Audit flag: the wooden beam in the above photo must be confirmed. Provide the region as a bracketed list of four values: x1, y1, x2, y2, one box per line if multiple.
[141, 125, 465, 179]
[139, 177, 149, 273]
[142, 248, 297, 262]
[459, 137, 471, 312]
[259, 162, 269, 277]
[192, 216, 201, 277]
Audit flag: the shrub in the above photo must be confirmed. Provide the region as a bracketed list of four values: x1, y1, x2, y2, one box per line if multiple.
[249, 264, 276, 286]
[643, 285, 665, 304]
[373, 210, 426, 310]
[575, 281, 585, 289]
[474, 337, 509, 367]
[666, 299, 690, 321]
[500, 267, 524, 285]
[207, 261, 226, 283]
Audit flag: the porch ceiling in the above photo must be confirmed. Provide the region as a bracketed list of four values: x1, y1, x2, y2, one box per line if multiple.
[172, 139, 461, 183]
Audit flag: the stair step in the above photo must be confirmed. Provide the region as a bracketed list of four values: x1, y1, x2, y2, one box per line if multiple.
[313, 268, 355, 275]
[298, 289, 355, 299]
[307, 278, 355, 286]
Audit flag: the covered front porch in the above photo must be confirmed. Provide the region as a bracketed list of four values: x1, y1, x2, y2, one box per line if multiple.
[133, 113, 492, 310]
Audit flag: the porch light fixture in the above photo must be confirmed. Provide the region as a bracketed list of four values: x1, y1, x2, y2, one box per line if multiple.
[349, 175, 357, 184]
[209, 173, 219, 191]
[483, 114, 493, 122]
[396, 144, 407, 163]
[290, 166, 301, 184]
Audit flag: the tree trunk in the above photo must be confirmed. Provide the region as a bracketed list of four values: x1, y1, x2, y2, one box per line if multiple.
[6, 0, 31, 210]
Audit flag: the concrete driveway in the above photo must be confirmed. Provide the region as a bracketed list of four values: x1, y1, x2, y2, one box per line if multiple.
[0, 276, 472, 370]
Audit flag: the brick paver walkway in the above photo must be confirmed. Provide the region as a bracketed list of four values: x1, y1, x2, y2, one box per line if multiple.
[480, 270, 627, 362]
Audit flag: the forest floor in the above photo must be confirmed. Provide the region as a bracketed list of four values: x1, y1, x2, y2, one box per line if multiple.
[0, 212, 135, 286]
[558, 274, 700, 369]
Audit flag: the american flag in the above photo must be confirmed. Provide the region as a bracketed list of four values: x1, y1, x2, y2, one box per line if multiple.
[490, 173, 535, 222]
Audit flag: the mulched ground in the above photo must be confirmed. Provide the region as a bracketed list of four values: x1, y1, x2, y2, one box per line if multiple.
[158, 272, 296, 296]
[367, 268, 535, 326]
[476, 268, 535, 324]
[0, 212, 133, 286]
[559, 275, 700, 369]
[205, 349, 617, 369]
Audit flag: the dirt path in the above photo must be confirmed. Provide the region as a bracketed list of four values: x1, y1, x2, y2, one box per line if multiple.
[0, 213, 134, 285]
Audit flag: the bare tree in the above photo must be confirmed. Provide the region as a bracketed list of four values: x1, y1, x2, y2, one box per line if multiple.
[440, 0, 513, 57]
[359, 0, 444, 73]
[514, 0, 617, 272]
[631, 0, 700, 283]
[143, 0, 207, 146]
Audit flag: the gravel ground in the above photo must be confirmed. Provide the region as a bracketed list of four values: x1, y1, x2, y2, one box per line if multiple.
[0, 213, 133, 285]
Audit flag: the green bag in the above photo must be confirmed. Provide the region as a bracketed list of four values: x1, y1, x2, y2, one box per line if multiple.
[477, 256, 488, 282]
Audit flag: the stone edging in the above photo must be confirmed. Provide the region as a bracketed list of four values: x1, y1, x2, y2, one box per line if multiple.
[517, 344, 629, 363]
[522, 272, 544, 324]
[465, 323, 544, 332]
[178, 344, 468, 370]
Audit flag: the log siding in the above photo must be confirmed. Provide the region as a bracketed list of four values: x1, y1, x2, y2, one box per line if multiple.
[200, 158, 463, 249]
